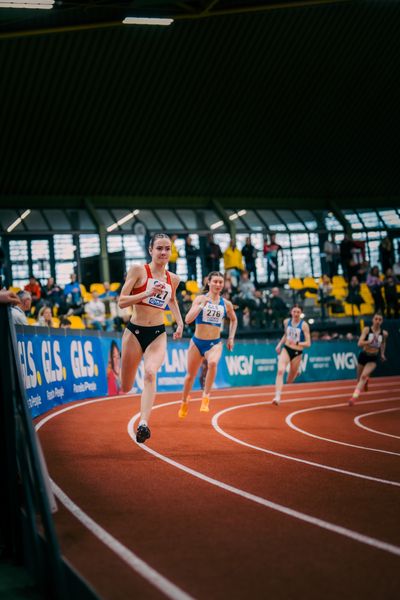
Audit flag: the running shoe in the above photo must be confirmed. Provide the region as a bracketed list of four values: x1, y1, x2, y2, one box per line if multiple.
[136, 424, 151, 444]
[272, 397, 281, 406]
[178, 401, 189, 419]
[200, 396, 210, 412]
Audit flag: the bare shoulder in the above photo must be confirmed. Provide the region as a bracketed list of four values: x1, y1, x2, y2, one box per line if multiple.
[283, 318, 289, 328]
[301, 320, 310, 331]
[169, 272, 180, 288]
[383, 329, 389, 337]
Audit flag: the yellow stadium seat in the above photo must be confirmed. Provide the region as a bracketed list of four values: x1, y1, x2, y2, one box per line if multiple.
[80, 284, 92, 303]
[9, 286, 21, 293]
[163, 310, 175, 326]
[288, 277, 303, 291]
[303, 277, 318, 290]
[110, 282, 121, 292]
[186, 280, 200, 295]
[67, 316, 86, 329]
[90, 283, 106, 295]
[52, 317, 60, 328]
[360, 304, 374, 315]
[27, 317, 37, 326]
[332, 275, 346, 287]
[344, 302, 361, 317]
[332, 286, 347, 300]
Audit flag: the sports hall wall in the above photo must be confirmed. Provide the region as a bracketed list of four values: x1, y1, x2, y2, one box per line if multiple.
[16, 324, 400, 419]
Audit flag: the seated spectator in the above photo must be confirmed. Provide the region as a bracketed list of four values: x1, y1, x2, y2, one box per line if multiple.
[232, 271, 257, 328]
[241, 236, 258, 286]
[100, 281, 118, 322]
[36, 305, 55, 327]
[11, 291, 32, 325]
[24, 275, 41, 309]
[318, 274, 342, 316]
[367, 266, 385, 313]
[267, 287, 288, 328]
[59, 317, 72, 329]
[85, 291, 107, 330]
[346, 276, 365, 310]
[109, 295, 132, 331]
[250, 289, 268, 328]
[384, 274, 399, 319]
[204, 233, 222, 273]
[41, 276, 63, 310]
[64, 273, 84, 316]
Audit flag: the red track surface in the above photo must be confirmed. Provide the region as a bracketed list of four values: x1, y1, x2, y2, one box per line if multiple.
[35, 377, 400, 600]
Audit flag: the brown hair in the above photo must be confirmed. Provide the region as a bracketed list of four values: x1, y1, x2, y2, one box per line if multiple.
[149, 233, 171, 249]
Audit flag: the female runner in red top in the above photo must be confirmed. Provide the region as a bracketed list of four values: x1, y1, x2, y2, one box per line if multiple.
[119, 233, 184, 443]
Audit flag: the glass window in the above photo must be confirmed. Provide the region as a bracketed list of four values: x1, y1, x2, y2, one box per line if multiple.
[276, 210, 305, 231]
[107, 235, 123, 253]
[56, 262, 76, 286]
[292, 246, 312, 278]
[80, 234, 100, 258]
[154, 209, 184, 231]
[108, 209, 137, 232]
[296, 210, 317, 230]
[311, 246, 322, 278]
[324, 213, 343, 231]
[343, 210, 363, 230]
[10, 240, 29, 287]
[123, 235, 146, 259]
[46, 210, 72, 230]
[98, 210, 116, 229]
[200, 210, 227, 231]
[54, 235, 75, 260]
[366, 231, 385, 267]
[0, 210, 19, 232]
[77, 210, 96, 231]
[378, 210, 400, 228]
[23, 210, 47, 231]
[179, 210, 198, 230]
[136, 210, 162, 230]
[289, 233, 310, 248]
[256, 210, 287, 231]
[31, 239, 51, 282]
[235, 210, 264, 232]
[357, 210, 382, 229]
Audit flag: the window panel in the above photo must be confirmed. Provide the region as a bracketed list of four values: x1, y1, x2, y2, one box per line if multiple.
[292, 247, 312, 278]
[24, 210, 47, 231]
[324, 213, 343, 231]
[154, 209, 184, 231]
[289, 233, 309, 248]
[357, 210, 381, 229]
[296, 210, 317, 230]
[276, 210, 305, 231]
[179, 210, 198, 230]
[257, 210, 287, 231]
[343, 210, 363, 230]
[378, 210, 400, 228]
[123, 235, 146, 259]
[136, 210, 162, 230]
[107, 235, 123, 253]
[54, 235, 75, 260]
[238, 210, 264, 231]
[55, 262, 76, 286]
[80, 234, 100, 258]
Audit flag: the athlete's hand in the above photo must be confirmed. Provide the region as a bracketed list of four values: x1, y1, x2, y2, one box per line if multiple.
[275, 344, 282, 354]
[0, 290, 20, 305]
[147, 281, 166, 297]
[227, 337, 234, 351]
[381, 354, 387, 362]
[173, 324, 183, 340]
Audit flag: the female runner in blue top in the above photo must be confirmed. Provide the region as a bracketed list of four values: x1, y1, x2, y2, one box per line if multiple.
[349, 312, 388, 405]
[178, 271, 237, 417]
[119, 233, 184, 443]
[272, 304, 311, 405]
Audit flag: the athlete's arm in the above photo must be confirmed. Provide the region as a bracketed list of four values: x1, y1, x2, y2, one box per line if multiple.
[357, 326, 370, 349]
[184, 295, 208, 325]
[380, 330, 388, 360]
[275, 319, 288, 353]
[169, 274, 184, 340]
[298, 321, 311, 348]
[225, 300, 237, 351]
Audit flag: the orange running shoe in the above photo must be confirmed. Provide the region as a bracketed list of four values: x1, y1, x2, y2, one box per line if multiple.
[178, 398, 190, 419]
[200, 396, 210, 412]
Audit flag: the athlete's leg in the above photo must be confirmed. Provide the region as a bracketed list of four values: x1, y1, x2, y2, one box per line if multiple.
[120, 328, 143, 393]
[287, 354, 303, 384]
[350, 362, 376, 404]
[179, 341, 203, 418]
[139, 332, 167, 424]
[273, 348, 291, 405]
[200, 343, 223, 411]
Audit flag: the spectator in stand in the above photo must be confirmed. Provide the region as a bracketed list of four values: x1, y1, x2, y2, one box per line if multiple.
[384, 273, 399, 319]
[267, 287, 288, 328]
[339, 234, 353, 281]
[346, 275, 365, 311]
[85, 291, 107, 330]
[59, 317, 72, 329]
[379, 235, 395, 275]
[64, 273, 84, 316]
[324, 233, 340, 279]
[251, 289, 268, 328]
[110, 295, 132, 331]
[185, 235, 199, 281]
[204, 233, 223, 273]
[367, 266, 385, 314]
[263, 234, 283, 285]
[24, 275, 41, 310]
[168, 234, 179, 274]
[36, 305, 56, 327]
[223, 238, 244, 287]
[318, 274, 341, 317]
[241, 236, 258, 286]
[232, 271, 256, 328]
[42, 276, 64, 311]
[11, 291, 32, 325]
[349, 239, 368, 281]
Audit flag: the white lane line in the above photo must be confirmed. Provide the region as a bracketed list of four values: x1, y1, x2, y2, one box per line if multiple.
[355, 408, 400, 440]
[210, 400, 400, 486]
[128, 408, 400, 558]
[36, 400, 195, 600]
[286, 398, 400, 457]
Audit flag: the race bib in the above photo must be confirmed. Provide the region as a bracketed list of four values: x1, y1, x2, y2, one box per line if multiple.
[202, 301, 225, 326]
[141, 278, 172, 310]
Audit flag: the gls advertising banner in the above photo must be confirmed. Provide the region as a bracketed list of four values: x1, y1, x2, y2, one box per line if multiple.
[16, 328, 107, 417]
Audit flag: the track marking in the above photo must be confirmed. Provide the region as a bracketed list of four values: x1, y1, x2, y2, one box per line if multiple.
[210, 400, 400, 486]
[286, 398, 400, 456]
[128, 407, 400, 558]
[36, 401, 195, 600]
[355, 407, 400, 440]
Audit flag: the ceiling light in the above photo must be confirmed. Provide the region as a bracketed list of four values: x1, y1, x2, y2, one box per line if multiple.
[210, 220, 224, 230]
[107, 210, 140, 233]
[123, 17, 173, 26]
[0, 0, 54, 8]
[7, 209, 31, 233]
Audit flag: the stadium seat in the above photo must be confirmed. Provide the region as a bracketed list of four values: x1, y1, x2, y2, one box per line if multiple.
[303, 277, 318, 290]
[52, 317, 60, 328]
[9, 286, 21, 293]
[67, 316, 86, 329]
[186, 280, 200, 295]
[288, 277, 303, 291]
[344, 302, 361, 317]
[163, 310, 175, 327]
[90, 283, 106, 295]
[80, 284, 92, 303]
[110, 282, 121, 292]
[27, 317, 37, 326]
[332, 275, 346, 287]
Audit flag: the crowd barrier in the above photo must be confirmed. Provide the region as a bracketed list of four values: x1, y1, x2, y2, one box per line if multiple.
[15, 322, 400, 419]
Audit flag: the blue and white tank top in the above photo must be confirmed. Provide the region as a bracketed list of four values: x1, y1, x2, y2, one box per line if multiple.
[286, 318, 305, 344]
[195, 296, 227, 328]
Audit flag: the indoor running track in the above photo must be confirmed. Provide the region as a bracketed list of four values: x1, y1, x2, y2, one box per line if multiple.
[35, 376, 400, 600]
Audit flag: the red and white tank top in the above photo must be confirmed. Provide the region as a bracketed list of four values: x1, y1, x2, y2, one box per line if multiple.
[130, 264, 173, 311]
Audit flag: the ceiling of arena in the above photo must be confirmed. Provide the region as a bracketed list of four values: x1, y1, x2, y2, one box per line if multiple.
[0, 0, 400, 212]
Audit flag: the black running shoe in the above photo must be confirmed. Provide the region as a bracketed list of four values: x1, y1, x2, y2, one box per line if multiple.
[136, 424, 151, 444]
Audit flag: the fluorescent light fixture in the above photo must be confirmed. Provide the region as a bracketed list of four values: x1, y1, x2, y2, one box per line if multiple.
[0, 0, 54, 8]
[7, 209, 31, 233]
[229, 209, 247, 221]
[210, 220, 224, 231]
[107, 209, 140, 233]
[123, 17, 173, 26]
[308, 318, 315, 324]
